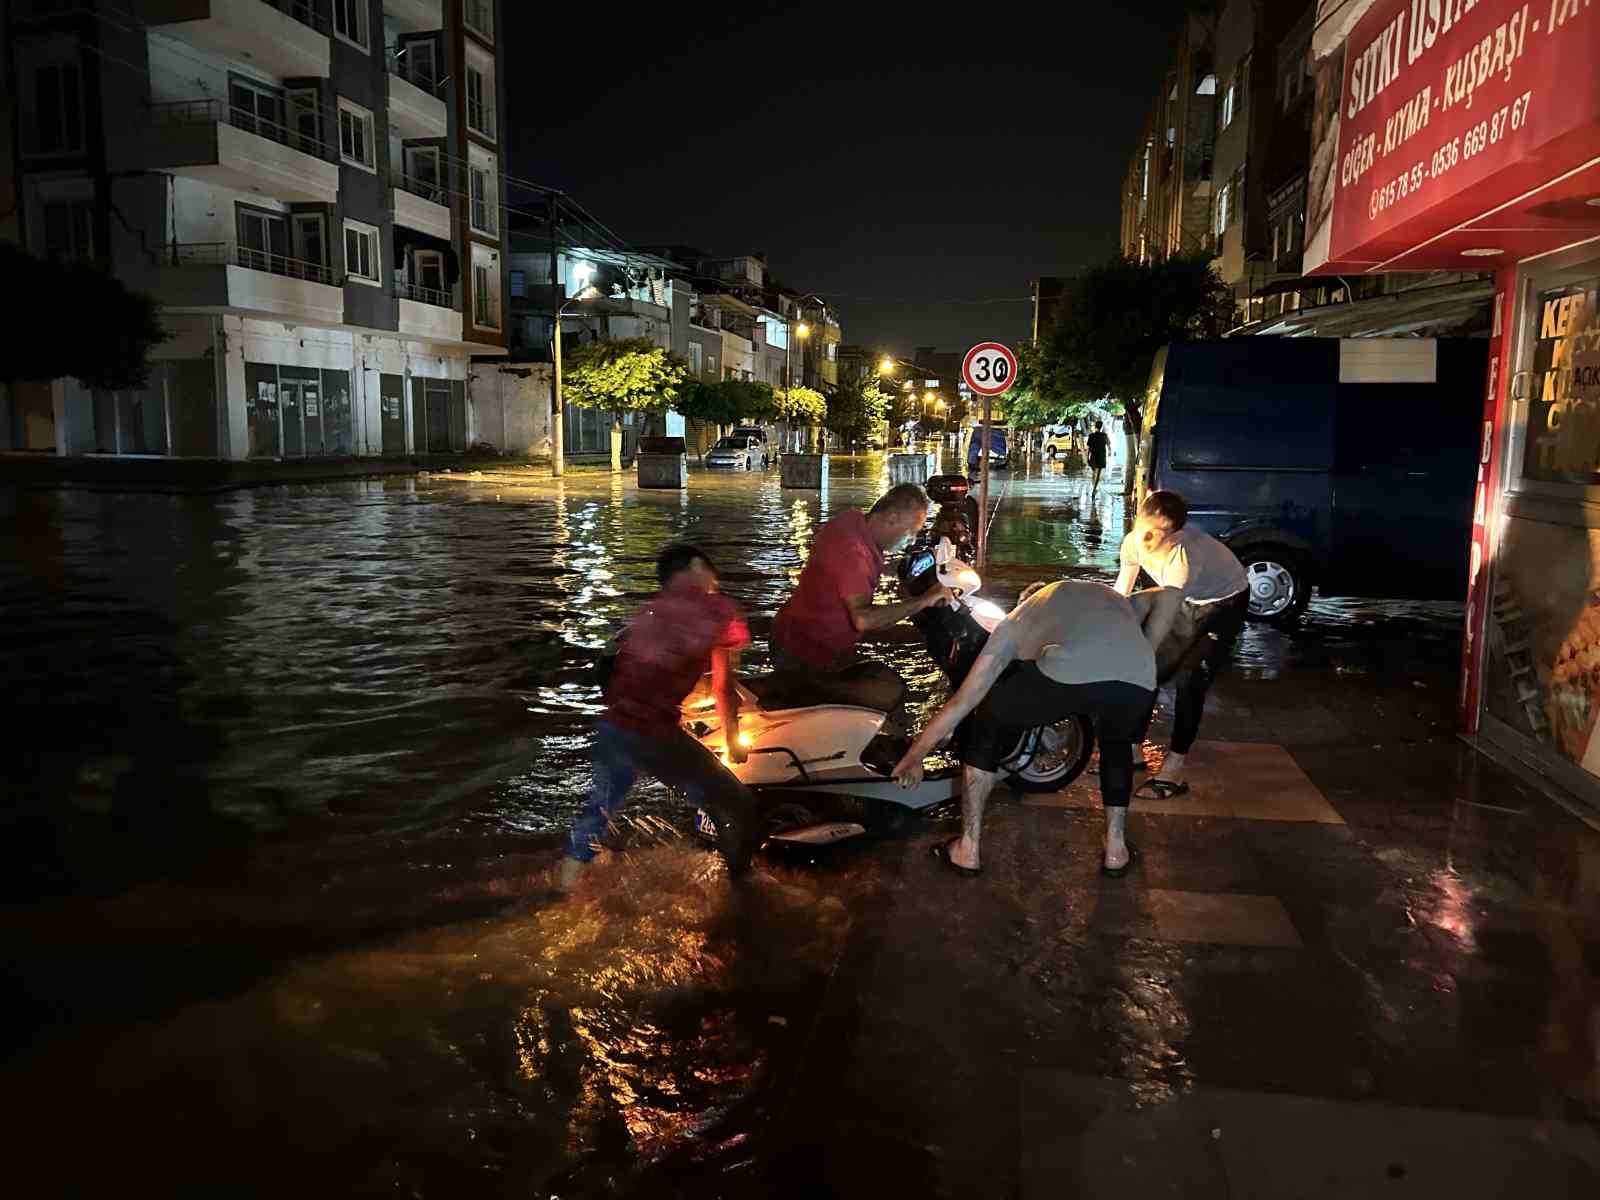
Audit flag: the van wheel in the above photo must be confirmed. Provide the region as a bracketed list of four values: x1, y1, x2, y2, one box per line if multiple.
[1237, 546, 1311, 624]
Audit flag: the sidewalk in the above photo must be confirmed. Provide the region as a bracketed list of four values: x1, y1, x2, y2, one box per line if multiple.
[754, 625, 1600, 1198]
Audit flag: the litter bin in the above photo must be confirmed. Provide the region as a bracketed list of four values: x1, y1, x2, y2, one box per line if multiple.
[636, 436, 687, 488]
[780, 453, 828, 489]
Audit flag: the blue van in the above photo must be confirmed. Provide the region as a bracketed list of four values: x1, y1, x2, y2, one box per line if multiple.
[1135, 338, 1486, 622]
[965, 426, 1010, 471]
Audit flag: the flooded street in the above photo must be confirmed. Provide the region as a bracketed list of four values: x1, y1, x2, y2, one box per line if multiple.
[0, 453, 1497, 1198]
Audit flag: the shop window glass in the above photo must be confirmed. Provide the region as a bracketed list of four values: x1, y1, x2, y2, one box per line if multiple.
[1521, 279, 1600, 487]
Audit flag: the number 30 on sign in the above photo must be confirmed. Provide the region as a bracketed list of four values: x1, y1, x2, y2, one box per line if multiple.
[962, 342, 1017, 397]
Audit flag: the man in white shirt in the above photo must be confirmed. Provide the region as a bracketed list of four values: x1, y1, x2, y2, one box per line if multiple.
[1114, 490, 1249, 799]
[892, 581, 1183, 877]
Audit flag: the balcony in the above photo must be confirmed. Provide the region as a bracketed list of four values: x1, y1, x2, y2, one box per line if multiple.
[396, 282, 462, 342]
[146, 243, 344, 324]
[146, 99, 339, 205]
[387, 65, 447, 139]
[392, 175, 452, 240]
[384, 0, 442, 32]
[144, 0, 330, 81]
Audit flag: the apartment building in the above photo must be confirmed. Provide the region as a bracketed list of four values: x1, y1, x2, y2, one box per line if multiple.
[2, 0, 508, 459]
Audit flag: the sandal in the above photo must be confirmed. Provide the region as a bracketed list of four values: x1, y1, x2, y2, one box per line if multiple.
[1100, 843, 1140, 879]
[1135, 779, 1190, 801]
[932, 838, 981, 877]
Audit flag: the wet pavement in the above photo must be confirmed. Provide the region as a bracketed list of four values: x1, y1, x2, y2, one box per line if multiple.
[3, 452, 1599, 1196]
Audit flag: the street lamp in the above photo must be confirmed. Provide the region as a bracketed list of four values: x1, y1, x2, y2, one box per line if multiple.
[878, 356, 894, 375]
[550, 284, 602, 478]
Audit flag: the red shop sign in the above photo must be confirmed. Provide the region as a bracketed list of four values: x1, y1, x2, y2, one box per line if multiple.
[1315, 0, 1600, 273]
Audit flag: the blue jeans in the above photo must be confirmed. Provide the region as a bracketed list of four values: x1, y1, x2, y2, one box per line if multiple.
[566, 719, 758, 871]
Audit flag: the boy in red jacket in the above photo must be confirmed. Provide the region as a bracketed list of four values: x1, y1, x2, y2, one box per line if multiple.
[561, 543, 757, 888]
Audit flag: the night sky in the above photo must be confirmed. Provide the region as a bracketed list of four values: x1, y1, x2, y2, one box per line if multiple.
[504, 1, 1188, 356]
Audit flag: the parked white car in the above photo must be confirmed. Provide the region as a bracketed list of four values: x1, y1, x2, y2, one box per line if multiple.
[706, 436, 761, 469]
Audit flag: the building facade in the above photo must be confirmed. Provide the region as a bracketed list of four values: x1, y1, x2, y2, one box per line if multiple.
[1304, 0, 1600, 817]
[1, 0, 509, 459]
[1120, 11, 1217, 264]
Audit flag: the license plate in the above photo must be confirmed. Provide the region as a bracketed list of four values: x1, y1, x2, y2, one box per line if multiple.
[693, 809, 719, 840]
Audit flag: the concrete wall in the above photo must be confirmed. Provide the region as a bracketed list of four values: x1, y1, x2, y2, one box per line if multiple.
[468, 362, 553, 457]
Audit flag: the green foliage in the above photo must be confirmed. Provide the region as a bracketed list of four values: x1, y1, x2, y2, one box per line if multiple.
[824, 378, 891, 441]
[0, 243, 167, 390]
[772, 386, 826, 423]
[1027, 253, 1230, 421]
[563, 337, 690, 414]
[676, 378, 774, 426]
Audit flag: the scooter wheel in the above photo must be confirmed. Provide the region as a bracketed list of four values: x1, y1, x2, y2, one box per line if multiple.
[1004, 715, 1094, 793]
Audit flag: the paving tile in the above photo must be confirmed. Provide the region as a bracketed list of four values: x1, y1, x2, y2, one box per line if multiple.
[1019, 1076, 1600, 1199]
[1146, 890, 1303, 947]
[1022, 741, 1344, 825]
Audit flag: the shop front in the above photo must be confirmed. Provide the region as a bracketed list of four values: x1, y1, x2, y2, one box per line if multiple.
[1307, 0, 1600, 808]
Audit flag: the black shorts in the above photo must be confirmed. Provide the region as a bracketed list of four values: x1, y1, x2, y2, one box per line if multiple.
[959, 662, 1155, 773]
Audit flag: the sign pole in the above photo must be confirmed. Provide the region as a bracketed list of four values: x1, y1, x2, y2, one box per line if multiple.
[977, 394, 992, 571]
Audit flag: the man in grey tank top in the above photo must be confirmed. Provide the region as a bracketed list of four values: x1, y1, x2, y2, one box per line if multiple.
[892, 580, 1179, 877]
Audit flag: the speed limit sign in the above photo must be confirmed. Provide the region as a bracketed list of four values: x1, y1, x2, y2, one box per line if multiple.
[962, 342, 1017, 396]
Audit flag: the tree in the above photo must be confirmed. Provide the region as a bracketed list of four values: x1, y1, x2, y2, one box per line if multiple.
[676, 379, 774, 429]
[1028, 253, 1229, 489]
[824, 378, 891, 443]
[1, 243, 167, 390]
[564, 337, 690, 414]
[1029, 253, 1230, 419]
[772, 386, 826, 424]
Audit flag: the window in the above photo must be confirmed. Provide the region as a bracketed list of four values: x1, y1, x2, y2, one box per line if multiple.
[292, 211, 327, 268]
[399, 38, 438, 92]
[464, 0, 494, 42]
[402, 144, 442, 201]
[28, 60, 83, 156]
[1219, 76, 1237, 130]
[333, 0, 368, 51]
[1213, 181, 1230, 240]
[343, 219, 380, 285]
[231, 76, 285, 140]
[238, 207, 289, 272]
[466, 51, 495, 140]
[287, 88, 320, 156]
[337, 99, 375, 171]
[472, 247, 500, 330]
[508, 269, 525, 297]
[469, 151, 497, 236]
[413, 249, 445, 296]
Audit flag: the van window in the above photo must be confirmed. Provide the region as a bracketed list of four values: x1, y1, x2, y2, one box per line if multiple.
[1170, 386, 1334, 469]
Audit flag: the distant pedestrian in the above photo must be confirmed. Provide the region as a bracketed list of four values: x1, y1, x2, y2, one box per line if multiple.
[1114, 490, 1248, 800]
[561, 543, 758, 889]
[1086, 420, 1110, 492]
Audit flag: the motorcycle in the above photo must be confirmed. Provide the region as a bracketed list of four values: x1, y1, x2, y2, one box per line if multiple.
[686, 536, 1095, 851]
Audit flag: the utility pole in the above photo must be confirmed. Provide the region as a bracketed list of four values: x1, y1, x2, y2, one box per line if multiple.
[548, 194, 563, 478]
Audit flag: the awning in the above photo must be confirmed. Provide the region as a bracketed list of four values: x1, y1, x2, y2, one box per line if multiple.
[1247, 280, 1495, 337]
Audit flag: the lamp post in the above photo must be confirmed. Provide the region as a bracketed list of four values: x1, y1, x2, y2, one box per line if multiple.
[782, 317, 811, 451]
[550, 282, 601, 477]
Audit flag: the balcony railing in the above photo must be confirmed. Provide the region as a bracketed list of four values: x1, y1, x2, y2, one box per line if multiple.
[395, 173, 447, 205]
[396, 281, 452, 308]
[387, 58, 445, 99]
[159, 241, 336, 286]
[263, 0, 328, 34]
[148, 98, 325, 160]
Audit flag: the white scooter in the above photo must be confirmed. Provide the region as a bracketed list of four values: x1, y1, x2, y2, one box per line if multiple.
[685, 539, 1095, 851]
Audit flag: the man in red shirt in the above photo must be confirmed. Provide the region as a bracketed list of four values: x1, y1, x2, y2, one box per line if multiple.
[562, 543, 757, 888]
[770, 483, 952, 709]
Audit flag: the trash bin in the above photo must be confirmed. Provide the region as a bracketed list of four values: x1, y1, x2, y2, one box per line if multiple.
[888, 451, 937, 485]
[636, 436, 687, 488]
[780, 453, 827, 489]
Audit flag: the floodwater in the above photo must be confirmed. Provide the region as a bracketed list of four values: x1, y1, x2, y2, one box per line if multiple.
[0, 452, 1465, 1196]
